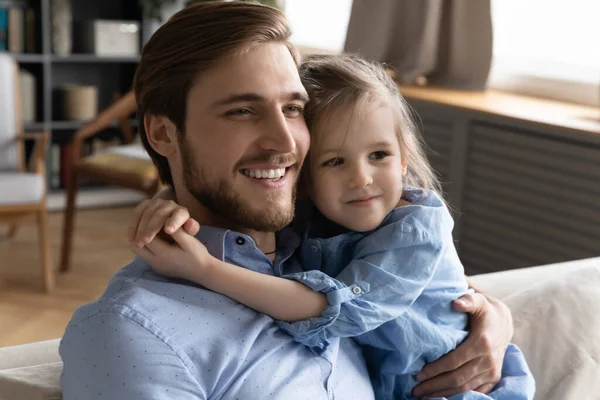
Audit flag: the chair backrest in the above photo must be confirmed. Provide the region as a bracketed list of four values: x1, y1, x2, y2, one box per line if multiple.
[0, 54, 23, 171]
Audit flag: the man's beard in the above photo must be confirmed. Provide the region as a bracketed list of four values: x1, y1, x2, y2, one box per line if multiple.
[180, 141, 297, 232]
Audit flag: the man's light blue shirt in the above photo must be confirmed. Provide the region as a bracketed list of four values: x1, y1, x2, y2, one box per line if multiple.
[59, 227, 375, 399]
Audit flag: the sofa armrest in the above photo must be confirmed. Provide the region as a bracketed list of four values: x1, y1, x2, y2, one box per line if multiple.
[470, 258, 600, 400]
[468, 257, 600, 299]
[0, 339, 60, 371]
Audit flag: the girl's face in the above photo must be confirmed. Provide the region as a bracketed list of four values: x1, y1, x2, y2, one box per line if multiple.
[308, 102, 407, 232]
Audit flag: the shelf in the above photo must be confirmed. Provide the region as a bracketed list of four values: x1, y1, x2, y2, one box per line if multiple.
[51, 120, 93, 130]
[50, 119, 137, 131]
[23, 122, 46, 131]
[50, 54, 140, 63]
[0, 0, 27, 7]
[11, 54, 46, 63]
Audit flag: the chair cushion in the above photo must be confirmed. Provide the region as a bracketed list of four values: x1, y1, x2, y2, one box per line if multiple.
[0, 172, 44, 205]
[0, 362, 62, 400]
[77, 143, 158, 190]
[107, 142, 150, 160]
[0, 54, 19, 171]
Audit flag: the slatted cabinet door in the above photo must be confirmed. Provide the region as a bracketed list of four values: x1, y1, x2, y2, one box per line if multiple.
[413, 107, 457, 200]
[459, 122, 600, 275]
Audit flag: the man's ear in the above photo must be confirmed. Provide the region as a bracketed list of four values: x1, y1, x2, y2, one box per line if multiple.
[144, 113, 178, 157]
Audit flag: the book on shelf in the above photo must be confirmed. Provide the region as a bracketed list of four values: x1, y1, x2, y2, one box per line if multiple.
[0, 4, 36, 53]
[0, 8, 7, 51]
[48, 143, 61, 190]
[19, 67, 35, 121]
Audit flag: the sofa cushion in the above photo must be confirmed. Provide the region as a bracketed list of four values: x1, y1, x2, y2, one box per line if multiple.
[0, 362, 62, 400]
[0, 339, 60, 371]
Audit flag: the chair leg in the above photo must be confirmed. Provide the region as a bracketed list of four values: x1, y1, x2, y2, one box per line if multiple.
[8, 222, 19, 238]
[36, 209, 54, 293]
[60, 170, 79, 273]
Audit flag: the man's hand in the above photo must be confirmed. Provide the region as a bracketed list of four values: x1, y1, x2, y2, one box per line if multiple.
[128, 198, 199, 248]
[412, 292, 513, 399]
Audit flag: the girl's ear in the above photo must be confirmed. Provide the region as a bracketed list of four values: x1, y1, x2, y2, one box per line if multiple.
[401, 153, 409, 176]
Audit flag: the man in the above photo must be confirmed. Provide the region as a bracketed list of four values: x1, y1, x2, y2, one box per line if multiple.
[60, 2, 512, 399]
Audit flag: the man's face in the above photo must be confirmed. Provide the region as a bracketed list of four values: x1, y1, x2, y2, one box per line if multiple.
[178, 43, 310, 232]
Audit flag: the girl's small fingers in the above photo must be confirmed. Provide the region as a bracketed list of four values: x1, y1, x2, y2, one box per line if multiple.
[183, 218, 200, 236]
[170, 229, 198, 253]
[136, 200, 177, 247]
[131, 243, 155, 261]
[129, 199, 151, 243]
[164, 208, 192, 234]
[143, 205, 180, 242]
[135, 200, 164, 247]
[145, 236, 173, 257]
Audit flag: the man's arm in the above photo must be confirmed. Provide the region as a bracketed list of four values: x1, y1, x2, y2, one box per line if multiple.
[60, 310, 205, 399]
[412, 290, 514, 399]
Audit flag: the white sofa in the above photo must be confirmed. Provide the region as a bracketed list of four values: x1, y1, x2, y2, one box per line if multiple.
[1, 257, 599, 400]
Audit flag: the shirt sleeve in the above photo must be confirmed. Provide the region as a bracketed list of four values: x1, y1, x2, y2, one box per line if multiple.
[277, 213, 449, 353]
[60, 307, 206, 400]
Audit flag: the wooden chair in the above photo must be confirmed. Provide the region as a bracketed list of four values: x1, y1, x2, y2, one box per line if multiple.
[0, 54, 53, 292]
[59, 90, 162, 273]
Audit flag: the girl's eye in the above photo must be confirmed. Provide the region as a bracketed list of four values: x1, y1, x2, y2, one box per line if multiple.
[322, 157, 344, 167]
[369, 151, 389, 160]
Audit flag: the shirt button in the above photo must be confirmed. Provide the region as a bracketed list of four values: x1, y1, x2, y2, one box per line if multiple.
[236, 237, 245, 245]
[352, 286, 362, 295]
[310, 245, 318, 252]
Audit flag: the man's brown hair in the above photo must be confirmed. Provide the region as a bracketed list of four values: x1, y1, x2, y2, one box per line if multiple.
[133, 1, 298, 187]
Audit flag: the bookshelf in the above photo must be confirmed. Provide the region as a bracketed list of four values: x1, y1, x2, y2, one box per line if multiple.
[1, 0, 147, 209]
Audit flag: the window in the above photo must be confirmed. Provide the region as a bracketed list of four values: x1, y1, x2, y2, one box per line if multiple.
[284, 0, 354, 54]
[490, 0, 600, 106]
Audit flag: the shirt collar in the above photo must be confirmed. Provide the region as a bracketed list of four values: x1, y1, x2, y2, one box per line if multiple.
[194, 225, 301, 275]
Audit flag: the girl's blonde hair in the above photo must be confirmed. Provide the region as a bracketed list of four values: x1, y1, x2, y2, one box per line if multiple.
[299, 54, 442, 196]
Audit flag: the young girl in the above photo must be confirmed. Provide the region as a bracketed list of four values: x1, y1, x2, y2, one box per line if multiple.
[130, 55, 534, 399]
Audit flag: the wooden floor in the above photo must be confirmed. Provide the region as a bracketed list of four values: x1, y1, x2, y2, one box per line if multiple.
[0, 207, 134, 348]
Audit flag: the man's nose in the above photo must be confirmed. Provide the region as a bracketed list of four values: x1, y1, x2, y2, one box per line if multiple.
[348, 163, 373, 189]
[259, 110, 296, 154]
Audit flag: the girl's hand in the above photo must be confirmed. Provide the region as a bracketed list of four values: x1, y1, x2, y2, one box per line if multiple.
[127, 198, 199, 249]
[132, 228, 215, 283]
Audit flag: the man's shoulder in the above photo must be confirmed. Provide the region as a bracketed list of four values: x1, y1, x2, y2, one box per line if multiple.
[65, 258, 238, 333]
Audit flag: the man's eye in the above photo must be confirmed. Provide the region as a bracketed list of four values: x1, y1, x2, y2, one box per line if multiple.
[285, 105, 304, 116]
[369, 151, 389, 160]
[226, 109, 252, 116]
[322, 157, 344, 167]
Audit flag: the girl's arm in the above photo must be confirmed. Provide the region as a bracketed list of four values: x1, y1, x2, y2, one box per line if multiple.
[274, 207, 460, 350]
[134, 225, 327, 322]
[129, 194, 327, 321]
[196, 257, 327, 321]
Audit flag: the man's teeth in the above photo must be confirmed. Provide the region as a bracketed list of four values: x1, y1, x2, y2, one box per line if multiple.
[242, 168, 286, 179]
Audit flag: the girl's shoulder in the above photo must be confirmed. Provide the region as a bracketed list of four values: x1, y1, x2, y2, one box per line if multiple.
[382, 187, 453, 236]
